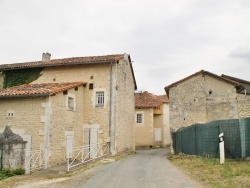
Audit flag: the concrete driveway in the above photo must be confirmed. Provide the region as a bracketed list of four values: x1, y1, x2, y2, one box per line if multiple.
[78, 148, 199, 188]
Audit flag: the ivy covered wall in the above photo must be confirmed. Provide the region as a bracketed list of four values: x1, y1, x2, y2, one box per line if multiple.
[3, 68, 43, 88]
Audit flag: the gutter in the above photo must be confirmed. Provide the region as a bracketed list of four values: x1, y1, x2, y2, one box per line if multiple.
[109, 61, 113, 154]
[0, 94, 49, 99]
[0, 60, 115, 71]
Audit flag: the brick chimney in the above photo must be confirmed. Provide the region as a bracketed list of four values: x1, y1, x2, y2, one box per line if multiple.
[42, 52, 51, 62]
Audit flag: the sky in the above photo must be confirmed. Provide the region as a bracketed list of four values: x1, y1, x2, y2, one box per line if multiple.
[0, 0, 250, 95]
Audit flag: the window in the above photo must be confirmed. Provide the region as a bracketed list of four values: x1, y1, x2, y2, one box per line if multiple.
[67, 94, 75, 111]
[96, 91, 105, 107]
[137, 113, 143, 124]
[7, 110, 15, 118]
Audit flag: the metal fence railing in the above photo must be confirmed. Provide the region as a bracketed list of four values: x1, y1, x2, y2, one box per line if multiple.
[67, 143, 109, 171]
[172, 117, 250, 159]
[25, 149, 48, 174]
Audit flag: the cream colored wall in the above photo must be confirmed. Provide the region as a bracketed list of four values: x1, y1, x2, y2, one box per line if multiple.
[32, 64, 111, 146]
[32, 59, 136, 154]
[169, 74, 237, 129]
[163, 103, 171, 145]
[0, 97, 45, 151]
[48, 86, 85, 166]
[135, 108, 154, 148]
[115, 58, 136, 153]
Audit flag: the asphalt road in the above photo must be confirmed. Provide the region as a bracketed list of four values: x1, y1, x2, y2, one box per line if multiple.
[77, 148, 199, 188]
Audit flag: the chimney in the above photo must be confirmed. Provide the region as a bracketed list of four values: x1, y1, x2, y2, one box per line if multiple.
[42, 52, 51, 62]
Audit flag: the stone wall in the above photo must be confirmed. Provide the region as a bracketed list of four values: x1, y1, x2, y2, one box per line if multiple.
[169, 74, 238, 129]
[31, 58, 136, 155]
[32, 64, 111, 148]
[169, 75, 207, 129]
[237, 94, 250, 118]
[115, 58, 136, 153]
[2, 143, 26, 169]
[0, 97, 45, 151]
[48, 86, 85, 166]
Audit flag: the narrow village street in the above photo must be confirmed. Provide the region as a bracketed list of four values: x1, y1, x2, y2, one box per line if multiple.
[76, 148, 199, 188]
[5, 148, 199, 188]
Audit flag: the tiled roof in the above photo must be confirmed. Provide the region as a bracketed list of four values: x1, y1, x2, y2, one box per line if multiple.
[221, 74, 250, 84]
[0, 54, 125, 70]
[164, 70, 244, 95]
[156, 95, 169, 103]
[0, 82, 87, 98]
[135, 91, 165, 108]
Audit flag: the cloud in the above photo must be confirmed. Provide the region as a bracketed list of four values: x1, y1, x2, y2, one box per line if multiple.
[229, 48, 250, 61]
[0, 0, 250, 94]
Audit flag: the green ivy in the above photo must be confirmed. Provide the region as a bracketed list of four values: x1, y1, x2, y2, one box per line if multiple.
[3, 68, 43, 88]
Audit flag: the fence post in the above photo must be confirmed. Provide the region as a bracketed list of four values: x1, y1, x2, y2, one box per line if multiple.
[45, 149, 48, 169]
[181, 131, 183, 153]
[219, 133, 225, 164]
[195, 126, 197, 155]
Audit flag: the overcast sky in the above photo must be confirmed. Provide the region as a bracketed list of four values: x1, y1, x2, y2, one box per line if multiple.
[0, 0, 250, 94]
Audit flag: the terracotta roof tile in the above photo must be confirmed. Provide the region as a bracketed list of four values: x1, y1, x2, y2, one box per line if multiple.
[0, 82, 87, 98]
[135, 91, 164, 108]
[156, 95, 169, 103]
[0, 54, 125, 70]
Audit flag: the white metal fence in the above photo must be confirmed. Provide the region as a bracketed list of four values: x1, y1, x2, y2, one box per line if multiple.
[25, 149, 47, 174]
[67, 143, 109, 171]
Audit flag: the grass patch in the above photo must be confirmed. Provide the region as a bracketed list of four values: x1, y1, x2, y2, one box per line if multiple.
[0, 168, 25, 180]
[168, 154, 250, 188]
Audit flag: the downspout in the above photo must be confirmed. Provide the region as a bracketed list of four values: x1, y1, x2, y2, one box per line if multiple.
[114, 61, 118, 151]
[44, 95, 51, 168]
[109, 62, 113, 154]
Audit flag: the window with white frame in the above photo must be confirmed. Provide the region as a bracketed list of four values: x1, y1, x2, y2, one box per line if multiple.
[67, 94, 75, 111]
[136, 113, 143, 124]
[95, 91, 105, 107]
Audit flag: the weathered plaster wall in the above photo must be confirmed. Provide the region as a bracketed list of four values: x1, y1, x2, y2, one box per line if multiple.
[115, 58, 135, 153]
[2, 143, 26, 169]
[135, 108, 154, 148]
[0, 97, 45, 151]
[169, 74, 238, 129]
[237, 94, 250, 118]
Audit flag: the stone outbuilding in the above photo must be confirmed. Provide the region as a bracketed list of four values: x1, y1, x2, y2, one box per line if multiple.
[135, 91, 171, 148]
[165, 70, 250, 130]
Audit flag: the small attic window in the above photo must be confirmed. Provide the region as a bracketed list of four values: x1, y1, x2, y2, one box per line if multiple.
[7, 110, 15, 118]
[75, 87, 78, 91]
[89, 83, 94, 90]
[67, 94, 75, 111]
[63, 90, 68, 95]
[209, 90, 212, 95]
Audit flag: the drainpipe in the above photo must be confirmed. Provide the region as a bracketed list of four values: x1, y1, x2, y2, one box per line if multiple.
[109, 62, 113, 154]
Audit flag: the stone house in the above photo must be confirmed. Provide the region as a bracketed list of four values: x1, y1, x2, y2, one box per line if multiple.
[164, 70, 250, 130]
[0, 53, 137, 168]
[135, 91, 171, 148]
